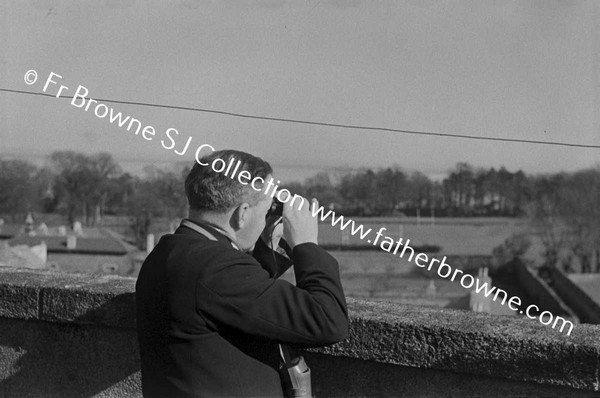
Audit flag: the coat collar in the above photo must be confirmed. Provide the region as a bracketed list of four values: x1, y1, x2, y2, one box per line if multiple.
[178, 218, 241, 251]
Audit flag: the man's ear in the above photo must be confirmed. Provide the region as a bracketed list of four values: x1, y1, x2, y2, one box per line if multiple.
[232, 202, 251, 230]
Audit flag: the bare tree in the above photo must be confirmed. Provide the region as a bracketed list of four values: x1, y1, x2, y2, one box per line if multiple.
[527, 169, 600, 272]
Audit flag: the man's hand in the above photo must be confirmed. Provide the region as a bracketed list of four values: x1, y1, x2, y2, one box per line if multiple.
[282, 197, 319, 249]
[261, 213, 283, 249]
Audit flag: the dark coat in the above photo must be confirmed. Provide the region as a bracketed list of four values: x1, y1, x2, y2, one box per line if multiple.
[135, 220, 348, 397]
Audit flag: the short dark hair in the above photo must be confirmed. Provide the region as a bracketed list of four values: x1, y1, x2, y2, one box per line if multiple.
[185, 149, 272, 213]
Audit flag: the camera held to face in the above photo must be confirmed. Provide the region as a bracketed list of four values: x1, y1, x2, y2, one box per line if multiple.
[267, 198, 284, 218]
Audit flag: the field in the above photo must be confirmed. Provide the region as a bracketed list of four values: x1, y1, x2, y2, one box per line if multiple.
[318, 216, 530, 255]
[280, 250, 477, 309]
[282, 217, 533, 312]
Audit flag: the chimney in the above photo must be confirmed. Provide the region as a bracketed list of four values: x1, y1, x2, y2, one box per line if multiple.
[25, 212, 35, 235]
[73, 221, 83, 236]
[67, 235, 77, 250]
[146, 234, 155, 254]
[425, 279, 437, 297]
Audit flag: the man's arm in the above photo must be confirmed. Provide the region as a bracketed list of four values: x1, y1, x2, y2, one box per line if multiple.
[195, 242, 348, 348]
[252, 236, 293, 278]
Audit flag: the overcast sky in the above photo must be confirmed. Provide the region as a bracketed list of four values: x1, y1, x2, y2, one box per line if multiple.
[1, 0, 599, 182]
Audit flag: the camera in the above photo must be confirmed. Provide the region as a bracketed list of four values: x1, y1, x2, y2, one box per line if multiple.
[267, 198, 284, 218]
[279, 346, 313, 398]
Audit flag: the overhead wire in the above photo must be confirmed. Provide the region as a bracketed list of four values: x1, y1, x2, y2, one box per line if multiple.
[1, 87, 599, 149]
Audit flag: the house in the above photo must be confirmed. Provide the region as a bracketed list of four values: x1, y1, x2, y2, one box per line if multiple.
[8, 231, 140, 276]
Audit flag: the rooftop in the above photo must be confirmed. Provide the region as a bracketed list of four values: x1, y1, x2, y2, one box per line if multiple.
[8, 236, 128, 255]
[0, 224, 22, 240]
[569, 273, 600, 308]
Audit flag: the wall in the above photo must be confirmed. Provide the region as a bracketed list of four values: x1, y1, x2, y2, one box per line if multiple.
[0, 267, 599, 397]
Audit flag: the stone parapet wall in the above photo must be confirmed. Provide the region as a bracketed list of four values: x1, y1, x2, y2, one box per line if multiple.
[0, 267, 599, 397]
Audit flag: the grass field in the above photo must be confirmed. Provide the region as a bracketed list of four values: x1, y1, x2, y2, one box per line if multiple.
[280, 250, 472, 309]
[318, 216, 529, 256]
[286, 217, 532, 311]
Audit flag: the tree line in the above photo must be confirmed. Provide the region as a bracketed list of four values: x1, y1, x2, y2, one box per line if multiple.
[0, 151, 598, 271]
[0, 151, 188, 248]
[288, 162, 529, 217]
[289, 163, 599, 272]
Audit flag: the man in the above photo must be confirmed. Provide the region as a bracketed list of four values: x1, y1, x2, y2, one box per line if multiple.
[136, 149, 348, 397]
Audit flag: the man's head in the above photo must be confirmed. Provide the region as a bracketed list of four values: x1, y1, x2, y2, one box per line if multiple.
[185, 149, 273, 250]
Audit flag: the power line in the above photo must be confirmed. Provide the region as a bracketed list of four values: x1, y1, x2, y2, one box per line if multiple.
[1, 87, 599, 149]
[0, 150, 351, 170]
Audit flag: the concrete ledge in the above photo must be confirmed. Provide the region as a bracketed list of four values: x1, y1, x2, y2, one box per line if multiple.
[312, 299, 600, 391]
[0, 267, 136, 328]
[0, 267, 599, 394]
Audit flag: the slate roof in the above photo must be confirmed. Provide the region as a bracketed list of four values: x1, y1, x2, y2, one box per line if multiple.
[569, 274, 600, 308]
[0, 225, 22, 240]
[8, 236, 128, 255]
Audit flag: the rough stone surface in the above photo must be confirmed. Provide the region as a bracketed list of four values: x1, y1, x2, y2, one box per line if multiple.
[312, 298, 600, 391]
[0, 267, 599, 396]
[305, 352, 600, 397]
[0, 318, 140, 398]
[0, 266, 137, 328]
[40, 279, 136, 328]
[0, 284, 39, 319]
